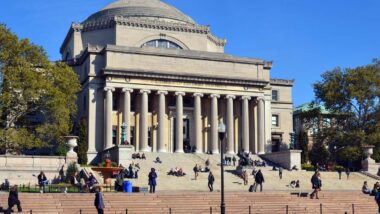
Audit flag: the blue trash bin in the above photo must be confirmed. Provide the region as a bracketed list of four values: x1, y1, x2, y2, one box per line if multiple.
[123, 181, 132, 193]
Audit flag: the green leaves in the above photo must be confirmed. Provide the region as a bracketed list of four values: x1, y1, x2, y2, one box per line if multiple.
[0, 24, 80, 154]
[314, 60, 380, 146]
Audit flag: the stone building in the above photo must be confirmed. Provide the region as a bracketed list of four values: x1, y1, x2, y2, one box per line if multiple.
[60, 0, 294, 163]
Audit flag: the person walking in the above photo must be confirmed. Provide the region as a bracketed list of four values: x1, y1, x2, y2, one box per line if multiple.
[345, 168, 350, 180]
[243, 170, 248, 185]
[59, 166, 65, 182]
[94, 187, 105, 214]
[208, 171, 215, 192]
[37, 171, 48, 193]
[337, 168, 342, 180]
[375, 190, 380, 214]
[310, 171, 321, 199]
[232, 156, 236, 166]
[279, 167, 283, 179]
[5, 185, 22, 214]
[193, 164, 199, 180]
[254, 169, 264, 192]
[148, 168, 157, 193]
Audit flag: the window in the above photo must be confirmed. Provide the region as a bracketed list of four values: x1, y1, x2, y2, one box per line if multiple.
[272, 115, 279, 127]
[130, 127, 135, 146]
[272, 90, 278, 101]
[142, 39, 182, 49]
[112, 126, 117, 145]
[148, 127, 152, 147]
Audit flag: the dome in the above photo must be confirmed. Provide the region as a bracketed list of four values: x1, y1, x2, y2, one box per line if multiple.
[84, 0, 196, 24]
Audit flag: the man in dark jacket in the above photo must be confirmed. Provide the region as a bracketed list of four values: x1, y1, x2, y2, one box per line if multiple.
[254, 170, 264, 192]
[37, 171, 47, 193]
[94, 187, 105, 214]
[148, 168, 157, 193]
[6, 185, 22, 213]
[208, 171, 215, 192]
[310, 171, 321, 199]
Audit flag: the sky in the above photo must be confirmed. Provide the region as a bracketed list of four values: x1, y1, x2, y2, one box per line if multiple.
[0, 0, 379, 106]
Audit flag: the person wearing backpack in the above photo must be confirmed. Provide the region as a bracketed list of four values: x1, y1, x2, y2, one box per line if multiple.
[310, 171, 321, 199]
[375, 190, 380, 213]
[193, 164, 199, 180]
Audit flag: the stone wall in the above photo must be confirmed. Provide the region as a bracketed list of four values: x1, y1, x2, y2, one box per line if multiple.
[0, 155, 76, 186]
[261, 150, 301, 170]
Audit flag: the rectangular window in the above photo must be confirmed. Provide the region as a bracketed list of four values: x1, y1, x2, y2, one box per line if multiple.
[112, 126, 117, 145]
[130, 127, 135, 146]
[148, 127, 152, 147]
[272, 90, 278, 101]
[272, 115, 279, 127]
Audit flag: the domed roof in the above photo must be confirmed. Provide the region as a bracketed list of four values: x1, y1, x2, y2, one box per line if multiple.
[84, 0, 195, 24]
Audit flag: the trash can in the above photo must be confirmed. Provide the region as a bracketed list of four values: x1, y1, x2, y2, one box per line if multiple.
[123, 181, 132, 193]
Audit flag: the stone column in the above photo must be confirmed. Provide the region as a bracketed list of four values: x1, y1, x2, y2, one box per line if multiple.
[157, 91, 168, 152]
[139, 89, 150, 152]
[122, 88, 133, 145]
[104, 87, 115, 149]
[175, 92, 185, 153]
[226, 95, 235, 154]
[242, 96, 251, 153]
[257, 97, 265, 154]
[210, 94, 220, 154]
[193, 93, 203, 153]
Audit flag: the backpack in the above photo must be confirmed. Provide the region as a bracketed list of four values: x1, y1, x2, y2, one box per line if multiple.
[249, 185, 254, 192]
[375, 192, 380, 202]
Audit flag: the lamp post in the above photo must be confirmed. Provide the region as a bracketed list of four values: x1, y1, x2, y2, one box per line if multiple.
[218, 120, 226, 214]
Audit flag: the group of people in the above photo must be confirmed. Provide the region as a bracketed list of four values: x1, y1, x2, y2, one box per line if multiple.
[337, 167, 351, 180]
[69, 171, 98, 193]
[131, 153, 146, 160]
[168, 167, 186, 177]
[362, 181, 380, 213]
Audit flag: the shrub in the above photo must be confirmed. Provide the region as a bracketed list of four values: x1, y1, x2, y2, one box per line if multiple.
[302, 163, 315, 171]
[333, 165, 344, 171]
[65, 162, 78, 183]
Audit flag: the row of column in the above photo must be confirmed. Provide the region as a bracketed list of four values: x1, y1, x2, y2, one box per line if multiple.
[103, 87, 266, 154]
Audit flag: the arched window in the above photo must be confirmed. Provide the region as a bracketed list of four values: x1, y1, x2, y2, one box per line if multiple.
[142, 39, 182, 49]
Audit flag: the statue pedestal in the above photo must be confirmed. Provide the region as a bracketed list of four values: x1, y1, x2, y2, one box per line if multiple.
[65, 136, 79, 165]
[361, 145, 380, 175]
[102, 145, 135, 166]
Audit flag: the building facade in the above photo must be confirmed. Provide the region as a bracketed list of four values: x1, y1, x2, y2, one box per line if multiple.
[60, 0, 294, 163]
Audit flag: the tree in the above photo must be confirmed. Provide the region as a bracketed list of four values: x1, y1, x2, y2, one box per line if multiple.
[313, 60, 380, 154]
[297, 130, 309, 164]
[0, 24, 80, 154]
[76, 119, 88, 164]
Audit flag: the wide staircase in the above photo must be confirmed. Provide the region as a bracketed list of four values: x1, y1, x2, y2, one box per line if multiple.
[108, 152, 379, 192]
[0, 191, 377, 214]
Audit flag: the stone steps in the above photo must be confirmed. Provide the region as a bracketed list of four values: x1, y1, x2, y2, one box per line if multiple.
[0, 191, 376, 214]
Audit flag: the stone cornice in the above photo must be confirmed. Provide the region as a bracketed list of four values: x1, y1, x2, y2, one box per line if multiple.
[270, 78, 294, 86]
[60, 23, 84, 54]
[80, 16, 211, 35]
[103, 67, 269, 87]
[207, 34, 227, 47]
[106, 45, 265, 65]
[113, 16, 210, 34]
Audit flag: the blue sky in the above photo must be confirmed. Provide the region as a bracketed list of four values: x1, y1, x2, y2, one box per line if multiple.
[1, 0, 379, 106]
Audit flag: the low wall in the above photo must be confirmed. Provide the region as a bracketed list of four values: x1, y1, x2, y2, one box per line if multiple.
[0, 155, 76, 185]
[260, 150, 302, 170]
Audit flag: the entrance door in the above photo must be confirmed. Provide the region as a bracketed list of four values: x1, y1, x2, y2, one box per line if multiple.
[183, 118, 190, 152]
